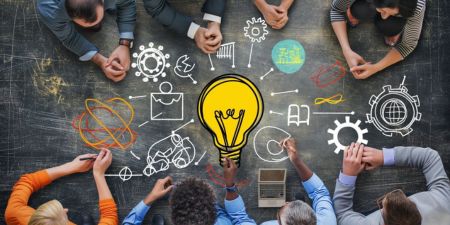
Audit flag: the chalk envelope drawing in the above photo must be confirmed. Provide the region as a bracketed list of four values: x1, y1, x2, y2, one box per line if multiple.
[198, 74, 264, 167]
[366, 76, 421, 137]
[150, 82, 184, 121]
[174, 54, 197, 84]
[328, 116, 368, 154]
[272, 39, 305, 74]
[208, 42, 236, 71]
[143, 133, 196, 176]
[132, 42, 170, 83]
[253, 126, 292, 163]
[288, 104, 310, 126]
[244, 17, 269, 68]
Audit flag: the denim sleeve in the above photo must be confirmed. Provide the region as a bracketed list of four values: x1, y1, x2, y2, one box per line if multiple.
[224, 195, 257, 225]
[303, 174, 337, 225]
[122, 201, 151, 225]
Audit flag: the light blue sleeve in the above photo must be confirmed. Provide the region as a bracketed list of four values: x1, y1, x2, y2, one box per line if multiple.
[303, 174, 337, 225]
[214, 203, 233, 225]
[224, 195, 257, 225]
[259, 220, 278, 225]
[122, 201, 151, 225]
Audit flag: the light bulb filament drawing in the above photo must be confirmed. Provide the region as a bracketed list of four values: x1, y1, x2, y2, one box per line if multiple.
[215, 109, 245, 149]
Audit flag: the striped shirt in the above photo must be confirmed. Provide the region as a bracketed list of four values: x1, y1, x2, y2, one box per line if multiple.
[330, 0, 426, 58]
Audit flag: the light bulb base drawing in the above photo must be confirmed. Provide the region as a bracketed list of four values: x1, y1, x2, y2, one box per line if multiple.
[219, 149, 242, 168]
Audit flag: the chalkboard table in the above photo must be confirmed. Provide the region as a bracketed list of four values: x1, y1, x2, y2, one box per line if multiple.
[1, 0, 449, 224]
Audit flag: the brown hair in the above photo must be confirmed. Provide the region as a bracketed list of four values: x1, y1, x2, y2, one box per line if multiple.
[383, 191, 421, 225]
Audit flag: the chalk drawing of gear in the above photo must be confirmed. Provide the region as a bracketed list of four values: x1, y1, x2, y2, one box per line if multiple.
[244, 17, 269, 43]
[366, 76, 421, 137]
[132, 42, 170, 83]
[328, 116, 368, 154]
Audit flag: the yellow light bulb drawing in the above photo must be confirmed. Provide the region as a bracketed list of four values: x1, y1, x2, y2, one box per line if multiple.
[198, 74, 264, 167]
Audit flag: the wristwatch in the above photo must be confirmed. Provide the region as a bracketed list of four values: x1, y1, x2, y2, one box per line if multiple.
[225, 184, 238, 193]
[119, 39, 133, 49]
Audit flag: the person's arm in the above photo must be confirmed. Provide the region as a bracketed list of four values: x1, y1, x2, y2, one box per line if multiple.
[5, 154, 96, 224]
[93, 149, 119, 225]
[37, 0, 98, 61]
[115, 0, 137, 40]
[333, 143, 368, 225]
[281, 138, 337, 225]
[142, 0, 196, 38]
[221, 157, 256, 225]
[122, 177, 173, 225]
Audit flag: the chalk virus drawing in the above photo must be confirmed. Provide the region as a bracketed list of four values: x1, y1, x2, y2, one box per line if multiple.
[366, 76, 421, 137]
[150, 82, 184, 121]
[208, 42, 236, 71]
[72, 98, 136, 151]
[198, 74, 264, 167]
[328, 116, 368, 154]
[271, 39, 306, 74]
[252, 126, 292, 163]
[174, 54, 197, 84]
[288, 104, 310, 126]
[205, 163, 251, 188]
[143, 133, 196, 176]
[105, 166, 142, 182]
[244, 17, 269, 68]
[314, 93, 345, 105]
[310, 60, 346, 88]
[132, 42, 170, 83]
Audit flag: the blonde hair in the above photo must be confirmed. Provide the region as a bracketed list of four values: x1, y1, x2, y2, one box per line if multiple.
[28, 200, 68, 225]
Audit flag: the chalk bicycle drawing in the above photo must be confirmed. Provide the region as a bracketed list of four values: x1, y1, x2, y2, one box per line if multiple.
[253, 126, 292, 163]
[366, 76, 421, 137]
[328, 116, 368, 154]
[174, 54, 197, 84]
[208, 42, 236, 71]
[244, 17, 269, 68]
[132, 42, 170, 83]
[143, 132, 196, 176]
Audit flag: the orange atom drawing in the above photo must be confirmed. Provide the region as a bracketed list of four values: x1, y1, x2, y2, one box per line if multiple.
[72, 98, 137, 151]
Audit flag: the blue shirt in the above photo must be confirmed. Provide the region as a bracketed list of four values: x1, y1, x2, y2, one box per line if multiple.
[123, 195, 256, 225]
[37, 0, 136, 61]
[260, 173, 337, 225]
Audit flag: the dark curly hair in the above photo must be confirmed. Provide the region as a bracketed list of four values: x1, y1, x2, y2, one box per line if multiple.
[169, 178, 217, 225]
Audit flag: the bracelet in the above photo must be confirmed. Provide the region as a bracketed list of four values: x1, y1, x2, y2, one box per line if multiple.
[225, 184, 238, 193]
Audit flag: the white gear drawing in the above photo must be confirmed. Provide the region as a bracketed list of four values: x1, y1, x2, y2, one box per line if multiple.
[243, 17, 269, 68]
[131, 42, 170, 83]
[244, 17, 269, 43]
[366, 76, 421, 137]
[327, 116, 368, 154]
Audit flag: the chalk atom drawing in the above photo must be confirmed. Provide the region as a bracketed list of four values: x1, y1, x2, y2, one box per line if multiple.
[288, 104, 310, 126]
[272, 39, 305, 74]
[366, 76, 421, 137]
[253, 126, 292, 163]
[150, 82, 184, 121]
[328, 116, 368, 154]
[208, 42, 236, 71]
[174, 54, 197, 84]
[143, 133, 196, 176]
[132, 42, 170, 83]
[244, 17, 269, 68]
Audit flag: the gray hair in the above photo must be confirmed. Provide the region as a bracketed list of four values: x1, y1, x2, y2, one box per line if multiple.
[280, 200, 316, 225]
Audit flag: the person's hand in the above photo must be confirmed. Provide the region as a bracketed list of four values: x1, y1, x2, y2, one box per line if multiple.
[93, 148, 112, 176]
[205, 22, 222, 52]
[343, 49, 367, 77]
[259, 3, 284, 28]
[144, 176, 174, 205]
[362, 146, 384, 170]
[280, 137, 298, 162]
[107, 45, 131, 73]
[67, 154, 96, 173]
[350, 63, 381, 80]
[92, 53, 126, 82]
[222, 157, 237, 187]
[271, 6, 289, 29]
[195, 27, 216, 54]
[342, 142, 365, 176]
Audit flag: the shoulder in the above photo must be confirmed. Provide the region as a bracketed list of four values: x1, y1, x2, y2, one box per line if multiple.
[37, 0, 66, 20]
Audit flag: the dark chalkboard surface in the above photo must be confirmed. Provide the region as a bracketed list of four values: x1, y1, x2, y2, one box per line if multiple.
[1, 0, 450, 224]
